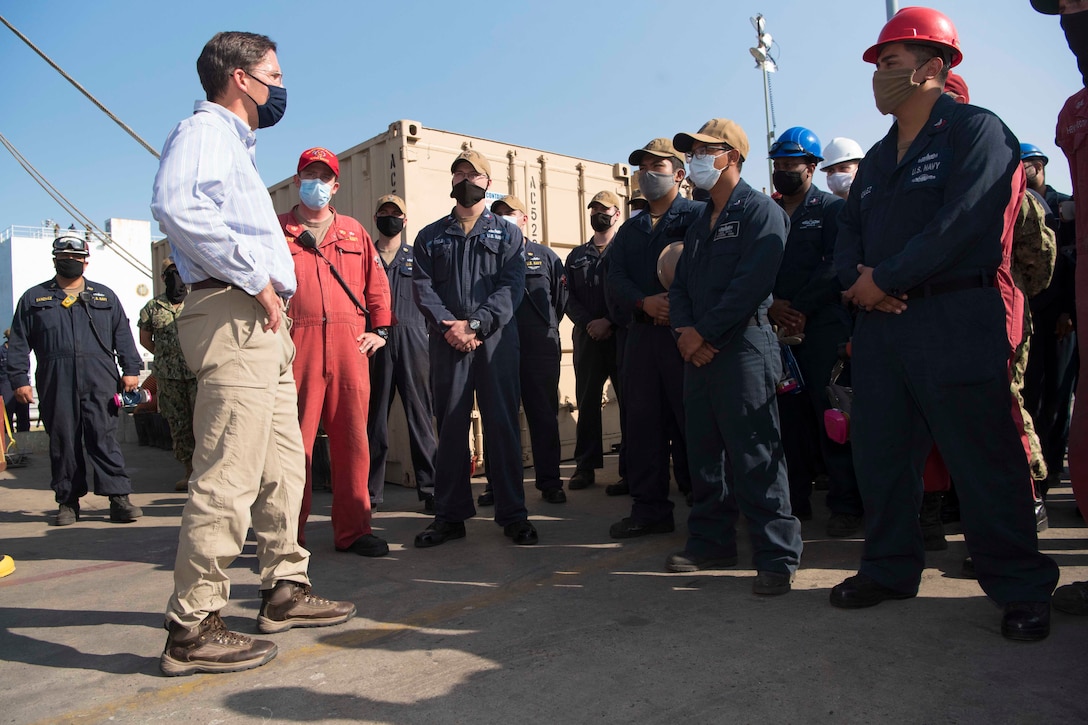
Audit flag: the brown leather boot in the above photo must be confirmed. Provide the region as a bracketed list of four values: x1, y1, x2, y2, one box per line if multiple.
[160, 612, 277, 676]
[175, 462, 192, 492]
[257, 581, 356, 634]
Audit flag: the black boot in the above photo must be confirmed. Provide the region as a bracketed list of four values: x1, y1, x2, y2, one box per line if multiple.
[920, 492, 947, 551]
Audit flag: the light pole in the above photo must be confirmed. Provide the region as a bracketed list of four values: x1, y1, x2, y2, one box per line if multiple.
[749, 14, 777, 191]
[887, 0, 898, 20]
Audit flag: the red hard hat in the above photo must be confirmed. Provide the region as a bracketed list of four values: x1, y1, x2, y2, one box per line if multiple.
[863, 6, 962, 68]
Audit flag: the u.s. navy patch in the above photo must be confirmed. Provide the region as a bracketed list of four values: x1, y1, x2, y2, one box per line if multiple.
[714, 221, 740, 240]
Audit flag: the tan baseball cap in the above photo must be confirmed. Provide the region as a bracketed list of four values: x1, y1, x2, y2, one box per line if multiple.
[674, 118, 750, 161]
[494, 195, 526, 214]
[161, 256, 176, 273]
[587, 190, 621, 210]
[628, 138, 684, 166]
[375, 194, 406, 214]
[451, 149, 492, 177]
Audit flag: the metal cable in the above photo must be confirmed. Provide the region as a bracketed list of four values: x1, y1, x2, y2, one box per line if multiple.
[0, 14, 160, 160]
[0, 130, 153, 278]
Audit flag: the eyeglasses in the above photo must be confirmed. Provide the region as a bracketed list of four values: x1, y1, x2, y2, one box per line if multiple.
[52, 236, 88, 253]
[685, 146, 730, 162]
[246, 67, 284, 84]
[300, 169, 336, 183]
[452, 170, 488, 182]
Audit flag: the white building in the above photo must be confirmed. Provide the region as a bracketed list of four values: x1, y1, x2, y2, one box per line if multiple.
[0, 219, 156, 387]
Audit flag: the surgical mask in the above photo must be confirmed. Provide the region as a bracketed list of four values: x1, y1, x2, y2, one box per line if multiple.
[1062, 10, 1088, 86]
[688, 154, 723, 190]
[872, 66, 921, 115]
[375, 216, 404, 237]
[500, 214, 520, 228]
[451, 178, 487, 207]
[299, 178, 333, 210]
[164, 267, 188, 304]
[244, 73, 287, 129]
[629, 209, 644, 219]
[639, 170, 675, 201]
[590, 212, 614, 232]
[54, 257, 84, 279]
[826, 172, 854, 197]
[773, 170, 805, 196]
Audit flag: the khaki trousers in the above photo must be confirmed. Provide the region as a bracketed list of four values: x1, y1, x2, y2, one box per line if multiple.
[166, 287, 310, 627]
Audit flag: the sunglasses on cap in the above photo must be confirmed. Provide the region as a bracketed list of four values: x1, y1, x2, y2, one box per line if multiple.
[53, 236, 90, 254]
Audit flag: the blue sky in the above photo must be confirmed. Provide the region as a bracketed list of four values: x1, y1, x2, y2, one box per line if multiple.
[0, 0, 1081, 248]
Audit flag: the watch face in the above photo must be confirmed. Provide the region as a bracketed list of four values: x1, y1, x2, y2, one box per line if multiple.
[469, 320, 481, 330]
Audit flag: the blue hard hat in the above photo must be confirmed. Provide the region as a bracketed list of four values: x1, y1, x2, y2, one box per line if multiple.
[769, 126, 823, 161]
[1019, 143, 1048, 165]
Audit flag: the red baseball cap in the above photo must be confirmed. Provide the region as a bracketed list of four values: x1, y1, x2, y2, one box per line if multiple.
[945, 72, 969, 104]
[297, 147, 340, 177]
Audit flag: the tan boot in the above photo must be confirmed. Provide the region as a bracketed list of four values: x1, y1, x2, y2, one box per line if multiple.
[257, 580, 356, 634]
[175, 462, 192, 492]
[160, 612, 277, 676]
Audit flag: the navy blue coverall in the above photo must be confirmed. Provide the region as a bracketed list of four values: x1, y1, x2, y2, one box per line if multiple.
[607, 195, 703, 525]
[773, 186, 862, 518]
[513, 241, 568, 492]
[413, 211, 527, 526]
[834, 94, 1059, 602]
[5, 279, 141, 503]
[565, 241, 623, 476]
[368, 243, 438, 505]
[670, 179, 803, 572]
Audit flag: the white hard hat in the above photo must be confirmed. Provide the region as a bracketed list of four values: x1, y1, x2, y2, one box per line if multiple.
[820, 137, 865, 171]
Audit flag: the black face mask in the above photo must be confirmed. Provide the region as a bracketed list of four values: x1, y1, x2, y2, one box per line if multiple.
[54, 257, 84, 279]
[244, 73, 287, 129]
[1062, 10, 1088, 86]
[164, 267, 188, 304]
[773, 170, 805, 196]
[450, 178, 487, 207]
[376, 216, 405, 237]
[590, 212, 614, 233]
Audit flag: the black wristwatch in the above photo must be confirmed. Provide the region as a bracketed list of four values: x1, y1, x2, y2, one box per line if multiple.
[468, 319, 482, 336]
[374, 326, 390, 340]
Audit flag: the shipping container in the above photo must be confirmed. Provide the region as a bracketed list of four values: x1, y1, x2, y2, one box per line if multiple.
[263, 120, 631, 488]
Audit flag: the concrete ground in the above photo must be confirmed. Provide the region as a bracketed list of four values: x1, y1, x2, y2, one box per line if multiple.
[1, 437, 1086, 725]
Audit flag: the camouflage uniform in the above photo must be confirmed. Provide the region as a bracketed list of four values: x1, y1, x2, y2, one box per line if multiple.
[1010, 191, 1057, 482]
[138, 295, 196, 467]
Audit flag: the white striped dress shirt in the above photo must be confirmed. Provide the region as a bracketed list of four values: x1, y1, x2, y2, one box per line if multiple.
[150, 101, 296, 297]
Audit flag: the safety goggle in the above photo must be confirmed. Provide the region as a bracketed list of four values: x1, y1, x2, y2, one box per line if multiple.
[52, 236, 90, 253]
[768, 141, 809, 156]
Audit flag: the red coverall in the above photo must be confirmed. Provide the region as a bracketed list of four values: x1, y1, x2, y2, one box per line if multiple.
[279, 209, 392, 549]
[1056, 89, 1088, 518]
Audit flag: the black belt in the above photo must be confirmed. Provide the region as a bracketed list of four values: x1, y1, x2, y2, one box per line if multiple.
[189, 278, 232, 291]
[903, 273, 993, 300]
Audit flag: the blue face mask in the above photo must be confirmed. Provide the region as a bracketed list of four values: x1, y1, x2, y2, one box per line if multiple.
[299, 178, 333, 210]
[245, 73, 287, 129]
